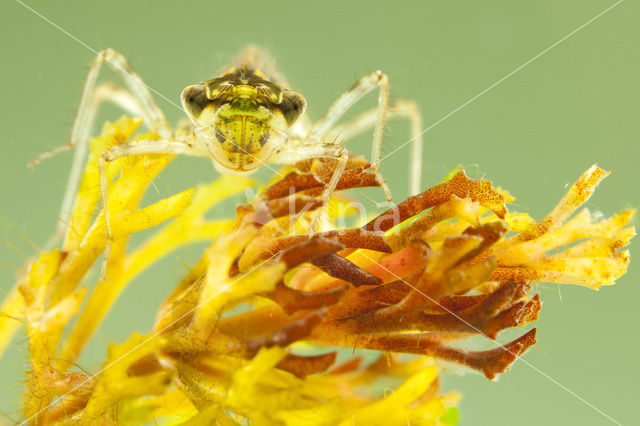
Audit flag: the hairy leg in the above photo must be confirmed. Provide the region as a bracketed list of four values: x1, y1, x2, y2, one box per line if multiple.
[37, 49, 172, 248]
[98, 138, 205, 277]
[304, 71, 392, 201]
[272, 143, 348, 231]
[326, 99, 423, 195]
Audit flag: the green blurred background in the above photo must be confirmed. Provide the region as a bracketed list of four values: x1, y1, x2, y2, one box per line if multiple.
[1, 0, 638, 424]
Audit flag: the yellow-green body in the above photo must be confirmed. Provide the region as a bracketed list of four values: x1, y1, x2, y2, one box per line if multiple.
[181, 65, 306, 173]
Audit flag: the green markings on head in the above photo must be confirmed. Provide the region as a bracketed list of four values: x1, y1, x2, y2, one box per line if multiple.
[219, 98, 270, 122]
[180, 68, 307, 172]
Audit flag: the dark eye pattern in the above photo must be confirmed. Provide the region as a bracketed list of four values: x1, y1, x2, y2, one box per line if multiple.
[278, 92, 306, 126]
[181, 85, 211, 119]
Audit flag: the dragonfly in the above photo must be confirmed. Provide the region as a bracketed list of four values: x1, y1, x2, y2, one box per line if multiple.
[32, 46, 424, 248]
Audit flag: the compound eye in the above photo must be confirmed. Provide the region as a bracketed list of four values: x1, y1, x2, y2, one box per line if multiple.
[181, 85, 215, 126]
[278, 91, 306, 127]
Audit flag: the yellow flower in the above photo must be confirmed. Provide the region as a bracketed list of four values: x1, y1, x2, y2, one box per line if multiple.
[0, 117, 633, 425]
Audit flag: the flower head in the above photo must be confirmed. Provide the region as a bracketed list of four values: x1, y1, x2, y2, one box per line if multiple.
[0, 117, 633, 425]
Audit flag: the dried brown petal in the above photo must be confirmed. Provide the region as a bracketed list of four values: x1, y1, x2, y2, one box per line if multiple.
[365, 170, 508, 232]
[263, 281, 347, 315]
[276, 352, 337, 378]
[246, 310, 325, 354]
[311, 253, 382, 287]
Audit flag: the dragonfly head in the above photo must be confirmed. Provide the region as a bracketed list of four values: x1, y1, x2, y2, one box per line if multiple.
[181, 68, 306, 173]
